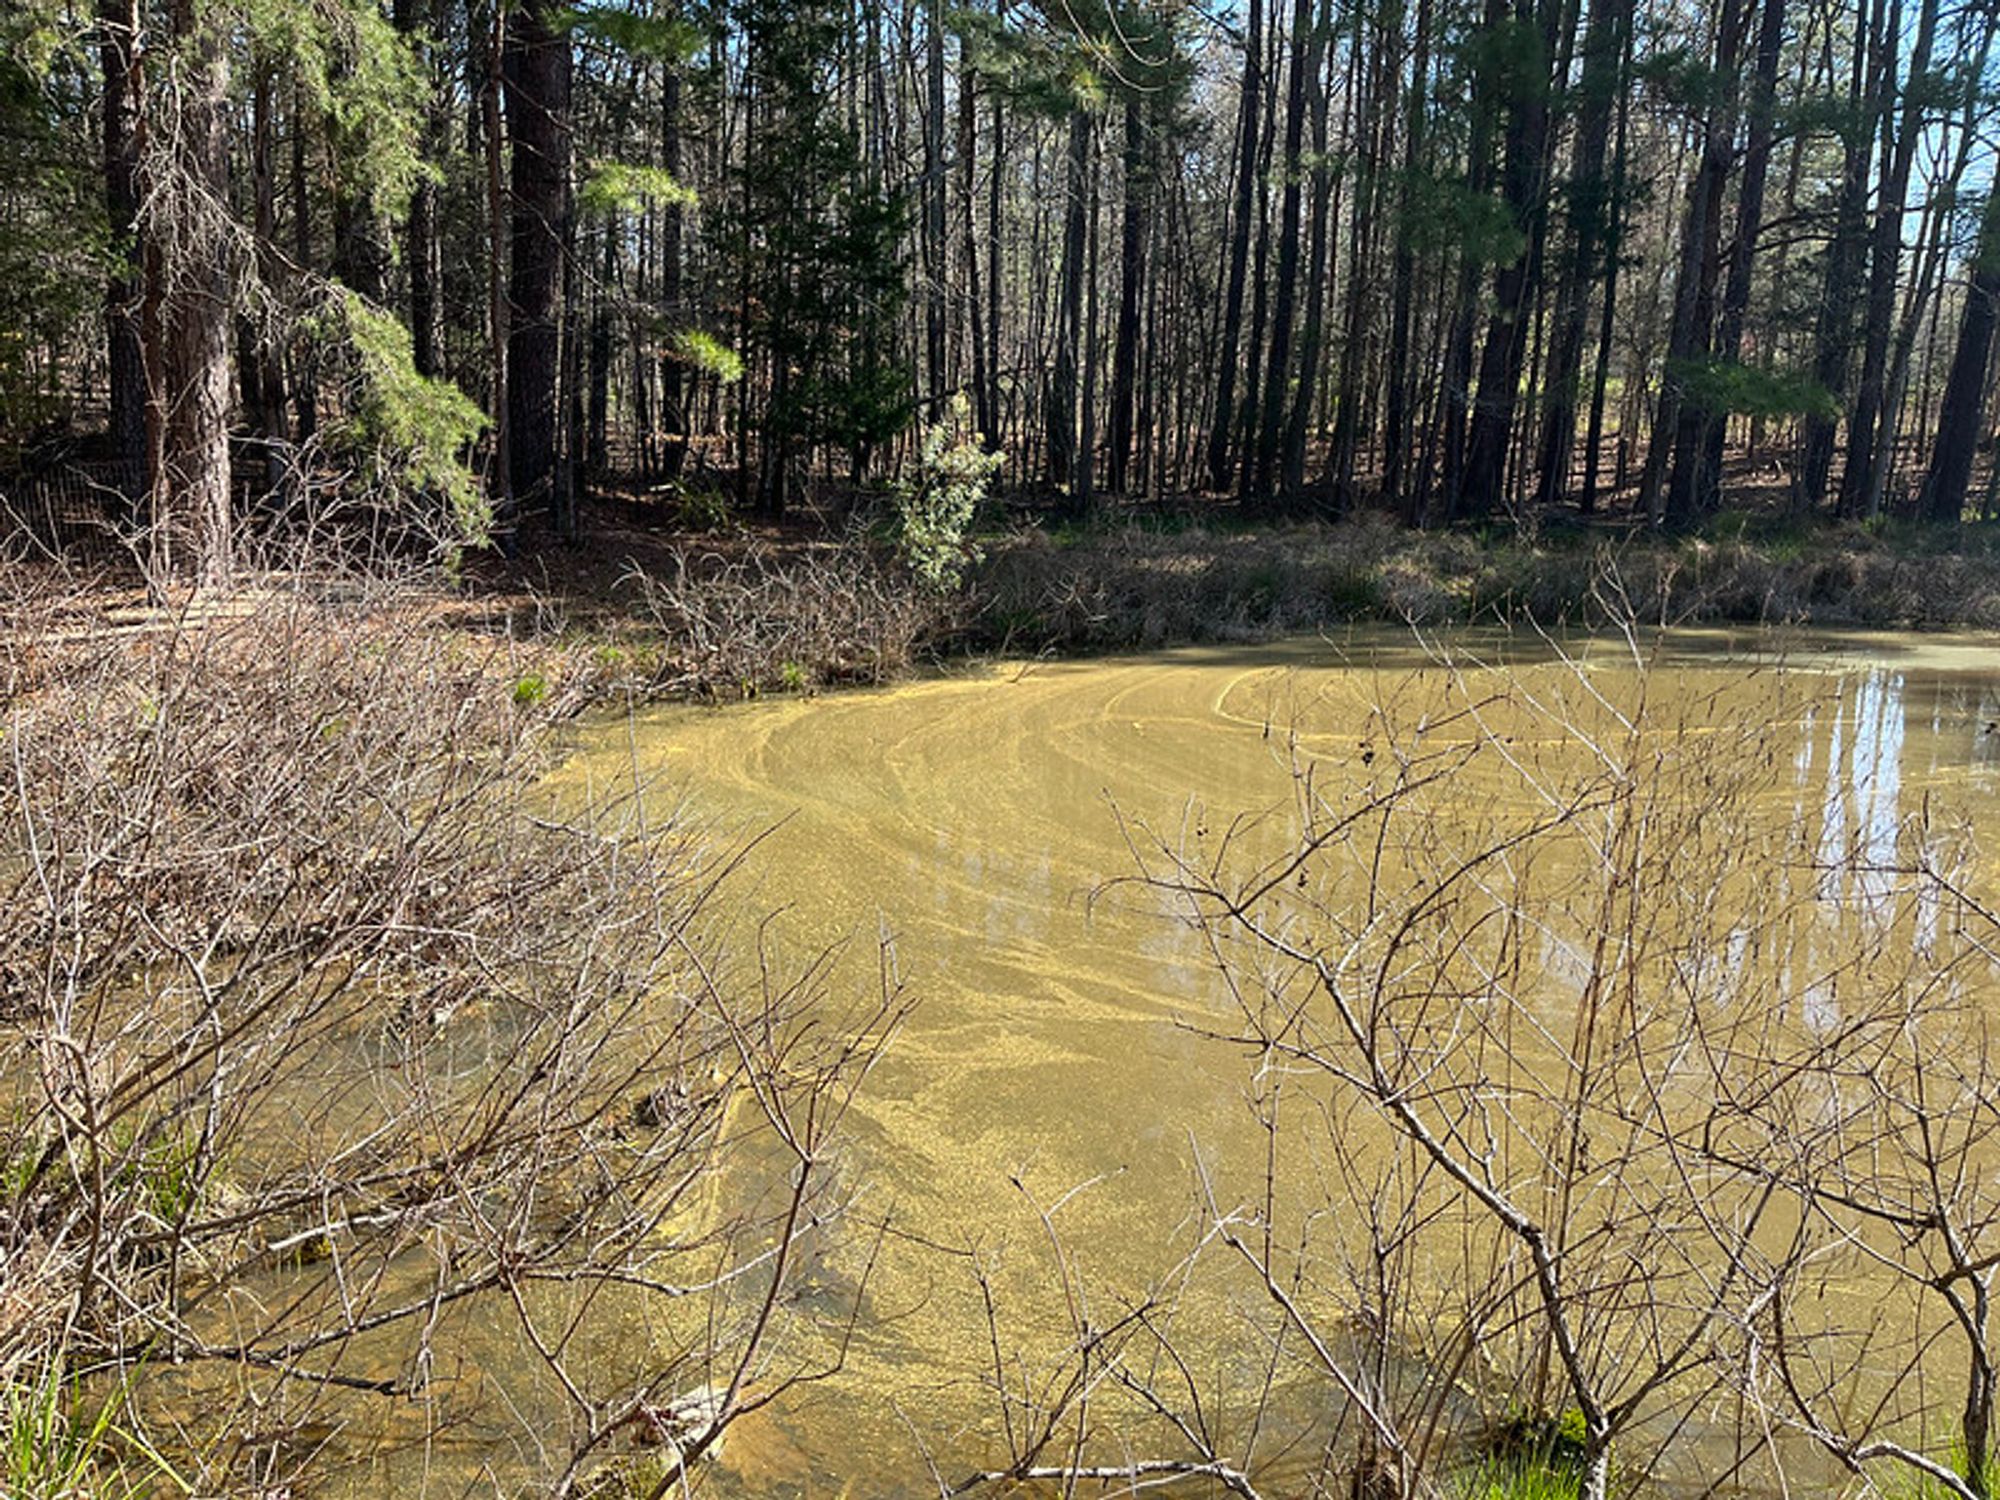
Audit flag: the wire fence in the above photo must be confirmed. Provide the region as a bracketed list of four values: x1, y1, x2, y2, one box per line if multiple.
[0, 461, 144, 561]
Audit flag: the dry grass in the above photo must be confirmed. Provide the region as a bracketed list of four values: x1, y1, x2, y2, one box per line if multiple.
[966, 514, 2000, 651]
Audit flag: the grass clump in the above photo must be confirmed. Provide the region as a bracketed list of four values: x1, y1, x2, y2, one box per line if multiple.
[1883, 1443, 2000, 1500]
[1461, 1407, 1594, 1500]
[1458, 1460, 1585, 1500]
[1, 1332, 182, 1500]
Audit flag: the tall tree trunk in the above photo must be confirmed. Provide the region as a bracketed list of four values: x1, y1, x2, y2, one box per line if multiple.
[659, 62, 687, 479]
[1872, 16, 1994, 516]
[1382, 0, 1433, 518]
[1640, 0, 1747, 526]
[1692, 0, 1788, 516]
[1235, 55, 1278, 500]
[396, 0, 447, 377]
[1458, 0, 1559, 521]
[1579, 29, 1633, 513]
[987, 79, 1006, 452]
[1322, 6, 1367, 507]
[1080, 125, 1101, 514]
[1286, 0, 1336, 503]
[1108, 98, 1149, 495]
[145, 0, 233, 588]
[291, 78, 318, 445]
[482, 0, 512, 536]
[99, 0, 145, 480]
[1252, 0, 1315, 505]
[1533, 0, 1630, 510]
[588, 224, 615, 475]
[1437, 0, 1509, 520]
[1047, 107, 1089, 505]
[1921, 175, 2000, 524]
[504, 0, 571, 517]
[1839, 0, 1936, 516]
[558, 159, 582, 535]
[1796, 0, 1878, 511]
[923, 0, 947, 405]
[249, 60, 289, 493]
[1205, 0, 1262, 492]
[963, 69, 994, 443]
[1578, 99, 1624, 513]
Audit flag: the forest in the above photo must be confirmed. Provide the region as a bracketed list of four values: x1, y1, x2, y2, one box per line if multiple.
[8, 0, 2000, 575]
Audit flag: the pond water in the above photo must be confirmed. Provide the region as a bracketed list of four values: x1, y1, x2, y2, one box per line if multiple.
[527, 626, 2000, 1498]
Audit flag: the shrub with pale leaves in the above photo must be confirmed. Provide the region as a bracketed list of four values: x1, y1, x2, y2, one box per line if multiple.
[894, 396, 1002, 592]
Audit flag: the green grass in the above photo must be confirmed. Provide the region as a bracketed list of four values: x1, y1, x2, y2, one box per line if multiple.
[1458, 1407, 1594, 1500]
[104, 1122, 203, 1228]
[0, 1123, 40, 1203]
[3, 1356, 184, 1499]
[1456, 1459, 1585, 1500]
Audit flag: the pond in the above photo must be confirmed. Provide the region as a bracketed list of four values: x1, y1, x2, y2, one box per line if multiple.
[524, 626, 2000, 1499]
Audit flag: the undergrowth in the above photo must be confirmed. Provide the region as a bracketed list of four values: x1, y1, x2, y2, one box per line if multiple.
[963, 513, 2000, 655]
[0, 553, 899, 1494]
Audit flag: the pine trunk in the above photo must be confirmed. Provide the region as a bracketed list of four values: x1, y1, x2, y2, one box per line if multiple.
[1693, 0, 1788, 516]
[1382, 0, 1433, 517]
[145, 0, 234, 587]
[1205, 0, 1263, 493]
[1458, 0, 1555, 522]
[1839, 0, 1936, 516]
[1921, 181, 2000, 524]
[1047, 108, 1089, 504]
[99, 0, 145, 480]
[1108, 99, 1149, 495]
[1252, 0, 1315, 505]
[1796, 0, 1878, 511]
[1532, 0, 1629, 510]
[504, 0, 570, 516]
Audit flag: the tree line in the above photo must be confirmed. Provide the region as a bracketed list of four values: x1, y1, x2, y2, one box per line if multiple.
[6, 0, 2000, 580]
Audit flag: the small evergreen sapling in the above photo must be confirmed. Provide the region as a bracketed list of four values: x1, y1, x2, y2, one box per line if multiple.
[894, 396, 1003, 592]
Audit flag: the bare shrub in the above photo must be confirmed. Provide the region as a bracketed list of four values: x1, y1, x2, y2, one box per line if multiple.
[948, 627, 2000, 1500]
[0, 558, 905, 1494]
[1712, 814, 2000, 1500]
[626, 541, 957, 696]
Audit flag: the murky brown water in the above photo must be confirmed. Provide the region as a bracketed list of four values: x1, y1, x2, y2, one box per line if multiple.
[522, 628, 2000, 1498]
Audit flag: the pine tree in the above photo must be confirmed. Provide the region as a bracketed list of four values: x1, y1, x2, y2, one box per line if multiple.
[729, 0, 906, 515]
[504, 0, 571, 528]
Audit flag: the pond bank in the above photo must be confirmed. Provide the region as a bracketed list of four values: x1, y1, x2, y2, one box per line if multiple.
[965, 514, 2000, 649]
[16, 510, 2000, 712]
[472, 510, 2000, 707]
